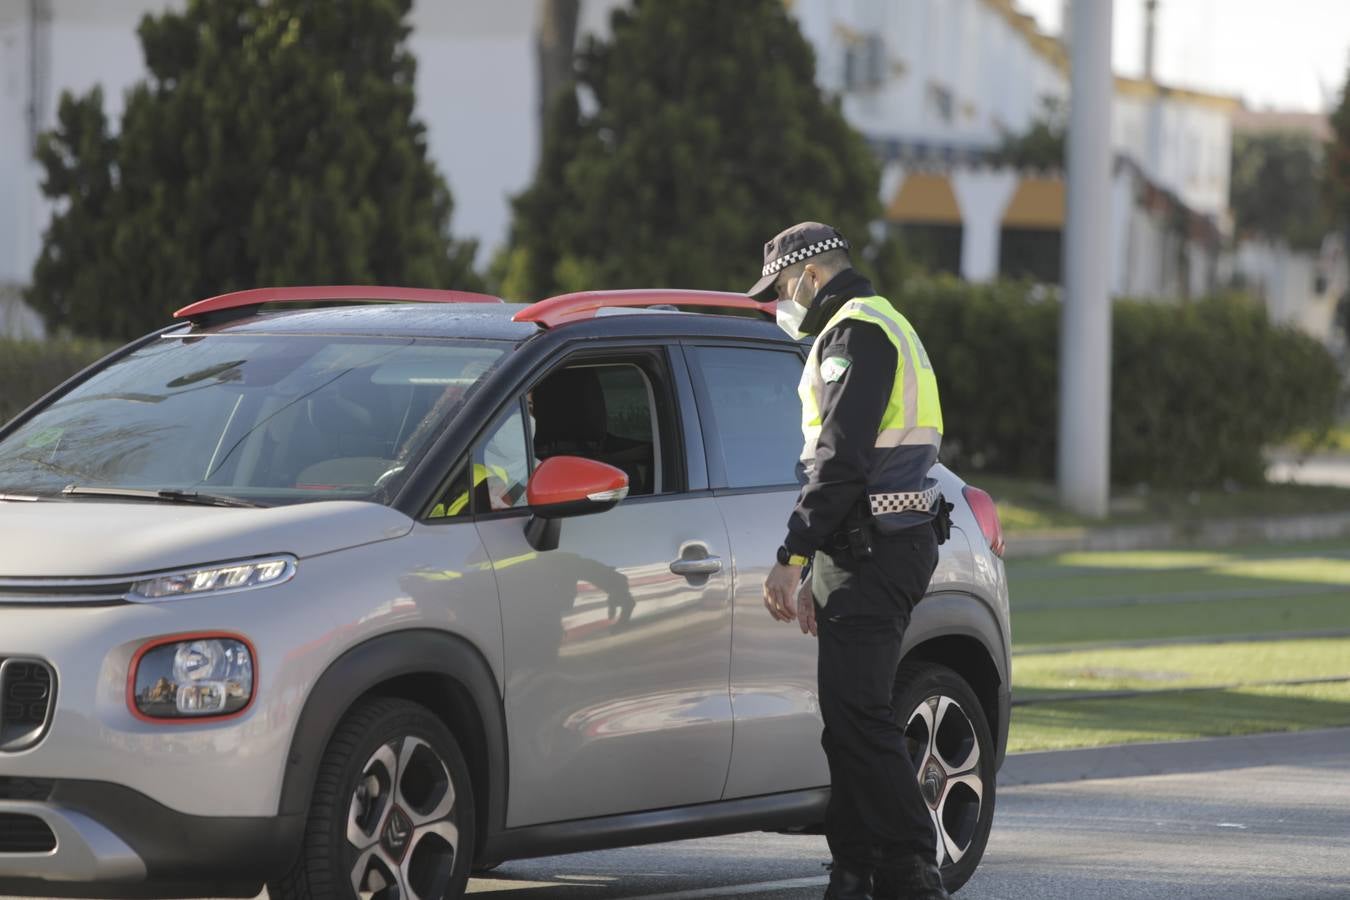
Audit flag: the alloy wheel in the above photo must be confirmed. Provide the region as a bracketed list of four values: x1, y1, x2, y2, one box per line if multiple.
[346, 736, 460, 900]
[904, 694, 984, 866]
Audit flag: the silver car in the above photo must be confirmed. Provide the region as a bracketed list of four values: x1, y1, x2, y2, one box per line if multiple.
[0, 286, 1010, 899]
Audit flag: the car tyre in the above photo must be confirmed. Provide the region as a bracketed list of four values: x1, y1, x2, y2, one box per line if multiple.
[892, 661, 995, 894]
[269, 697, 476, 900]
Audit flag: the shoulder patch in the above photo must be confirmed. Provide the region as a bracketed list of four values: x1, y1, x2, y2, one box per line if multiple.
[820, 356, 851, 383]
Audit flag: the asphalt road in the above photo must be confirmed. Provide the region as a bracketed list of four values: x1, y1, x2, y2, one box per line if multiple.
[6, 732, 1348, 900]
[470, 729, 1350, 900]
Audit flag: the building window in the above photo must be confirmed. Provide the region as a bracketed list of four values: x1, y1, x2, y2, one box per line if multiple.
[894, 223, 963, 277]
[843, 33, 887, 92]
[927, 82, 955, 124]
[999, 228, 1062, 284]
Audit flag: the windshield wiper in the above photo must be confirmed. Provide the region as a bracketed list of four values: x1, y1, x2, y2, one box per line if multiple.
[0, 492, 42, 502]
[61, 485, 266, 508]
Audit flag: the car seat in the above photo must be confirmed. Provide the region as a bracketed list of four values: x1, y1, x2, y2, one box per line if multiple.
[531, 367, 652, 494]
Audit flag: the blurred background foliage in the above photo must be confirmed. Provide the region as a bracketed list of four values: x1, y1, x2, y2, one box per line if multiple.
[0, 339, 116, 424]
[7, 280, 1339, 491]
[1231, 132, 1333, 251]
[26, 0, 478, 341]
[8, 0, 1350, 497]
[895, 280, 1342, 487]
[493, 0, 885, 300]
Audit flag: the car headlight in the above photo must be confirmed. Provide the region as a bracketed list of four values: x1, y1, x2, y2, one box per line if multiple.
[129, 634, 255, 719]
[127, 555, 296, 602]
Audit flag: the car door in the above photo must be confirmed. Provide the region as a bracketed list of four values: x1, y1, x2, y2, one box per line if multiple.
[469, 346, 735, 826]
[682, 341, 828, 799]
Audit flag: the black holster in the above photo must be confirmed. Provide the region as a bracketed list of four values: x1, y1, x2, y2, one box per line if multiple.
[832, 501, 875, 561]
[932, 494, 954, 545]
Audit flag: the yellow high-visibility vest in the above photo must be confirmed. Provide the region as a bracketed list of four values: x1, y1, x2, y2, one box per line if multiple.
[428, 462, 513, 519]
[798, 296, 943, 522]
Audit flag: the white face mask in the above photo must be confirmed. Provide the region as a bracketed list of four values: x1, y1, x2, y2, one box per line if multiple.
[775, 273, 814, 339]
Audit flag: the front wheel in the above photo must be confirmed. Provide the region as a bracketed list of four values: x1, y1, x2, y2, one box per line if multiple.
[893, 661, 996, 893]
[270, 697, 476, 900]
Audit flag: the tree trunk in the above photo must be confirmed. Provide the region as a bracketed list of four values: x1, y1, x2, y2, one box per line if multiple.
[536, 0, 580, 139]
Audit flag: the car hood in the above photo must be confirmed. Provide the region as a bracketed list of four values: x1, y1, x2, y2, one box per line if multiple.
[0, 499, 414, 578]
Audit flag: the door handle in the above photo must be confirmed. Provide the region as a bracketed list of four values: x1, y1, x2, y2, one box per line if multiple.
[669, 556, 723, 577]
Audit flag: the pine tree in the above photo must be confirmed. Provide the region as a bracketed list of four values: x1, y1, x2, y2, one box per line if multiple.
[1330, 64, 1350, 344]
[499, 0, 883, 300]
[28, 0, 478, 340]
[1331, 64, 1350, 243]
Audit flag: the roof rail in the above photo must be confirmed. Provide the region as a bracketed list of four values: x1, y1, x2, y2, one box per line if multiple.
[173, 285, 503, 320]
[513, 289, 775, 328]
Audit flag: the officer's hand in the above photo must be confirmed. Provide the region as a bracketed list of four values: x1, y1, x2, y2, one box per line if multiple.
[797, 580, 817, 637]
[762, 562, 802, 623]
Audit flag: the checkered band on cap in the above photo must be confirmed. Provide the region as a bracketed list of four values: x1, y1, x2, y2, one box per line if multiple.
[760, 236, 850, 278]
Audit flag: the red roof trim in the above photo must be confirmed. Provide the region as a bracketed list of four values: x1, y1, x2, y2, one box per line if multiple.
[173, 285, 503, 319]
[512, 289, 775, 328]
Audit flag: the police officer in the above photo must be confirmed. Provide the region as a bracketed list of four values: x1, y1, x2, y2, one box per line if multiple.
[755, 223, 950, 900]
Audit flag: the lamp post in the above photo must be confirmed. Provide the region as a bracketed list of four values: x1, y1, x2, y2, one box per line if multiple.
[1058, 0, 1114, 518]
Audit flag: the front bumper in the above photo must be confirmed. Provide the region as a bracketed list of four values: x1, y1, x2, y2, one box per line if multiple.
[0, 778, 303, 898]
[0, 591, 328, 819]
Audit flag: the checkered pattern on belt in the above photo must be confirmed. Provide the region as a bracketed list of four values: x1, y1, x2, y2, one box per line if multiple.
[868, 485, 942, 516]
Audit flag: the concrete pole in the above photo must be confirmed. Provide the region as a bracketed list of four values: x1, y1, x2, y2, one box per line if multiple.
[1058, 0, 1114, 518]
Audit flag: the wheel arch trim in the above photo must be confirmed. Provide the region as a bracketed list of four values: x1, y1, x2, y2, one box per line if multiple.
[903, 591, 1011, 768]
[278, 629, 507, 862]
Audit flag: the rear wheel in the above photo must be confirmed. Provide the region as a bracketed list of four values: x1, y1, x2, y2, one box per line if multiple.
[270, 697, 476, 900]
[893, 661, 995, 893]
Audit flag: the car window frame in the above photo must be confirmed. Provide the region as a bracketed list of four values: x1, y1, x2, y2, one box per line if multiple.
[421, 342, 694, 523]
[681, 339, 810, 496]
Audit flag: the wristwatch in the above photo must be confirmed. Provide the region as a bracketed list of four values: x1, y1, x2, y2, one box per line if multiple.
[776, 544, 810, 567]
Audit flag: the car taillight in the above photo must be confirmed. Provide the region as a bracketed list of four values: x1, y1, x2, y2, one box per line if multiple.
[962, 486, 1005, 558]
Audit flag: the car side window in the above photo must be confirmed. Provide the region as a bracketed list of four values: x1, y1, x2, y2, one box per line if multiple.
[687, 346, 804, 489]
[426, 403, 531, 519]
[531, 361, 666, 497]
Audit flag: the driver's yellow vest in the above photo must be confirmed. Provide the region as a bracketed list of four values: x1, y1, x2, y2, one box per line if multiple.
[799, 295, 943, 525]
[428, 462, 511, 519]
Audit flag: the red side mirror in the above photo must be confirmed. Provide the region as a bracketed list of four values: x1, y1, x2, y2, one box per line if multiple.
[523, 456, 630, 552]
[526, 456, 629, 513]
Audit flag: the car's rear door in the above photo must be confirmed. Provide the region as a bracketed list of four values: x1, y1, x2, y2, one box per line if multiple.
[470, 343, 735, 826]
[681, 341, 831, 798]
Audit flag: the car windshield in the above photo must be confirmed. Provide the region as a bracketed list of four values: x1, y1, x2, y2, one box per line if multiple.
[0, 333, 506, 506]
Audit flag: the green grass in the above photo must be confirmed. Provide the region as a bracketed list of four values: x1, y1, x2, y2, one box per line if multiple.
[1008, 681, 1350, 753]
[1003, 542, 1350, 752]
[1014, 593, 1350, 648]
[1285, 424, 1350, 454]
[976, 474, 1350, 535]
[1013, 638, 1350, 698]
[1007, 541, 1350, 647]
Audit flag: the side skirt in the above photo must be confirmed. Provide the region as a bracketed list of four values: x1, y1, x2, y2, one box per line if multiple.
[482, 788, 829, 864]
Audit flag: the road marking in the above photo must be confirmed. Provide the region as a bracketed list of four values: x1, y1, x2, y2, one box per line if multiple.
[468, 874, 830, 898]
[620, 875, 830, 900]
[469, 877, 589, 892]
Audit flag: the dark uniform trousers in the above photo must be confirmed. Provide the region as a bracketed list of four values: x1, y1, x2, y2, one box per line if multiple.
[813, 522, 940, 873]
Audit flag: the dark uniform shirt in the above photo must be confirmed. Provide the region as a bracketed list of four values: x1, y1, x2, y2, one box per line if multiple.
[784, 270, 899, 558]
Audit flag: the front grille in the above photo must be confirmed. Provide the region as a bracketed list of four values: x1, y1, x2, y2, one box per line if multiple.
[0, 778, 54, 801]
[0, 659, 56, 752]
[0, 575, 131, 606]
[0, 813, 57, 853]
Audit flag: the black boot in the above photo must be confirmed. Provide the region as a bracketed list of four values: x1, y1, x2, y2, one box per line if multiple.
[873, 855, 949, 900]
[824, 861, 873, 900]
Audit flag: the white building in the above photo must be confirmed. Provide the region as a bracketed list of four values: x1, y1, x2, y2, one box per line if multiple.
[794, 0, 1240, 298]
[1, 0, 1260, 337]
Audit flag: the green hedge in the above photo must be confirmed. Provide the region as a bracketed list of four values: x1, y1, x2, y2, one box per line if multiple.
[2, 288, 1342, 490]
[895, 280, 1344, 487]
[0, 339, 116, 426]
